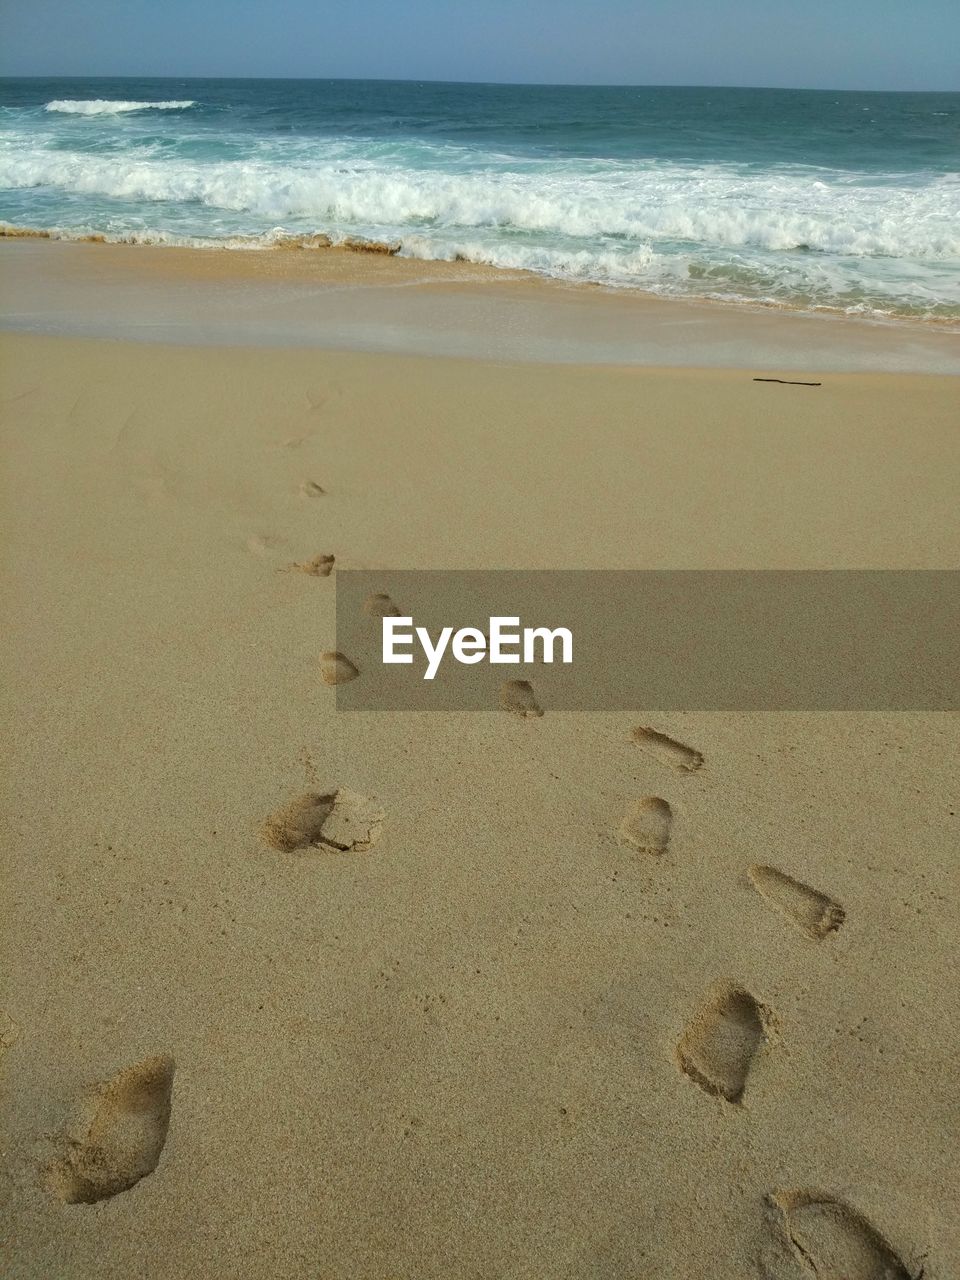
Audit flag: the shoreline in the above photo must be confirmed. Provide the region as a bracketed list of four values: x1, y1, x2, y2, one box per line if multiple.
[3, 237, 959, 373]
[4, 222, 959, 332]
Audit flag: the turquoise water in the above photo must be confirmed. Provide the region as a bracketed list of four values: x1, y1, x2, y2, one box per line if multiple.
[1, 77, 958, 320]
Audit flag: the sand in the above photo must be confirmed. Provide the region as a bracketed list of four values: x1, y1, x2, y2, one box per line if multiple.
[1, 317, 959, 1278]
[4, 237, 960, 373]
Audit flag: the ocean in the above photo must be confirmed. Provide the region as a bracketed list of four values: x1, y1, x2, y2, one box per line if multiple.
[1, 77, 958, 321]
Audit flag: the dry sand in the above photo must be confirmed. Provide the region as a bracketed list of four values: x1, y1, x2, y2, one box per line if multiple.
[1, 326, 959, 1278]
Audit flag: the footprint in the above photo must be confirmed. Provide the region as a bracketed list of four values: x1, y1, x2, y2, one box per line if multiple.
[317, 789, 384, 851]
[677, 984, 768, 1103]
[771, 1190, 910, 1279]
[618, 797, 672, 854]
[282, 422, 319, 449]
[499, 679, 544, 718]
[299, 480, 326, 498]
[749, 865, 845, 941]
[0, 1010, 20, 1057]
[262, 788, 383, 852]
[285, 553, 335, 577]
[246, 533, 286, 558]
[363, 592, 402, 619]
[305, 387, 329, 412]
[631, 726, 703, 772]
[46, 1055, 175, 1204]
[319, 651, 359, 685]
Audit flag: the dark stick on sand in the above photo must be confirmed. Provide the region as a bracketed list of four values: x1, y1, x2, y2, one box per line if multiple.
[753, 377, 822, 386]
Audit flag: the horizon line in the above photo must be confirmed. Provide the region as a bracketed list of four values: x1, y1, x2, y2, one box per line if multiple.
[0, 72, 957, 95]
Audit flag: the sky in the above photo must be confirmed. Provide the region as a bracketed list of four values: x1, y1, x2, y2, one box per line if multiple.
[0, 0, 957, 91]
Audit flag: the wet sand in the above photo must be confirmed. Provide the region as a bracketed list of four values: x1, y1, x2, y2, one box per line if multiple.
[3, 236, 960, 372]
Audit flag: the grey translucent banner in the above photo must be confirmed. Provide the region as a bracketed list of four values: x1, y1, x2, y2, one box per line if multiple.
[332, 571, 960, 711]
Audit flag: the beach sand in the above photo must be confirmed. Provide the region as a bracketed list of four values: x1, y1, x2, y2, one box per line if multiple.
[1, 312, 959, 1277]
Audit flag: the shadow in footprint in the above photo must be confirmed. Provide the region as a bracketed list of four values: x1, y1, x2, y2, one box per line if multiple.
[618, 797, 672, 854]
[46, 1055, 175, 1204]
[749, 865, 845, 940]
[771, 1190, 911, 1280]
[677, 984, 768, 1103]
[262, 788, 383, 852]
[363, 592, 402, 619]
[285, 553, 335, 578]
[499, 679, 543, 718]
[319, 651, 359, 685]
[632, 726, 704, 772]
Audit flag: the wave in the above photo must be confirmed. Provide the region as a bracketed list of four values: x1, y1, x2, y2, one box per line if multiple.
[43, 99, 196, 116]
[1, 145, 958, 261]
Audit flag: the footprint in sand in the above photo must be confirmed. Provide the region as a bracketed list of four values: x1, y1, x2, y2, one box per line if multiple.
[499, 679, 544, 718]
[46, 1055, 175, 1204]
[770, 1190, 911, 1280]
[618, 797, 672, 854]
[299, 480, 326, 498]
[677, 983, 769, 1103]
[363, 592, 402, 619]
[284, 553, 335, 577]
[319, 651, 359, 685]
[749, 865, 845, 941]
[1, 1010, 20, 1057]
[282, 410, 322, 447]
[632, 726, 704, 772]
[305, 385, 339, 413]
[246, 533, 287, 558]
[262, 788, 383, 853]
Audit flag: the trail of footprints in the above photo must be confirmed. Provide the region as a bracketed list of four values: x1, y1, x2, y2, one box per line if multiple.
[619, 732, 844, 1106]
[299, 582, 555, 714]
[614, 727, 916, 1277]
[34, 523, 917, 1274]
[31, 393, 926, 1264]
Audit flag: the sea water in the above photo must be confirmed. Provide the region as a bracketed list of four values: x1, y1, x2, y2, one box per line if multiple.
[1, 77, 958, 321]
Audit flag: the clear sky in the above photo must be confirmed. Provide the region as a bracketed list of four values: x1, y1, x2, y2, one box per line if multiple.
[1, 0, 957, 91]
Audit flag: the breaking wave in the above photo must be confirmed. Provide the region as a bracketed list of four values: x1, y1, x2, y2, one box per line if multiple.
[43, 99, 196, 115]
[2, 147, 958, 261]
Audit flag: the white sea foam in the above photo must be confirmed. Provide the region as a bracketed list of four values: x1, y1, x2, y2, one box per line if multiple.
[2, 114, 958, 318]
[2, 145, 958, 261]
[43, 99, 196, 115]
